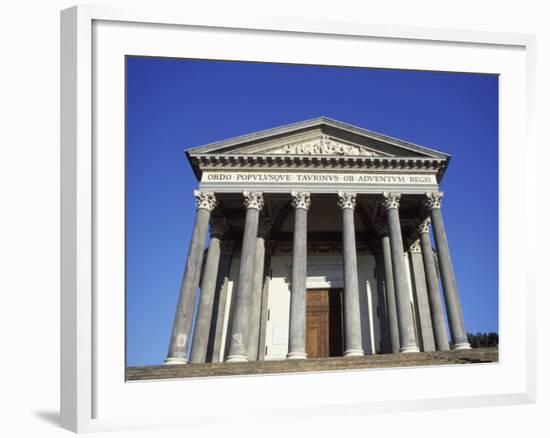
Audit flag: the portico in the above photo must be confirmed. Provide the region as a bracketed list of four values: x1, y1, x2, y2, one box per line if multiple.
[165, 117, 470, 365]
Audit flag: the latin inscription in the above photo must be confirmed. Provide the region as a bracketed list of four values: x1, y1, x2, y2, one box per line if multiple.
[202, 171, 436, 185]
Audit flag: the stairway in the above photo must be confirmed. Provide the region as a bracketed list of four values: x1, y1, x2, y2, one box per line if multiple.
[126, 347, 498, 381]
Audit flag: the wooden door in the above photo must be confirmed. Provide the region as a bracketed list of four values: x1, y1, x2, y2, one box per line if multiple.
[306, 289, 344, 358]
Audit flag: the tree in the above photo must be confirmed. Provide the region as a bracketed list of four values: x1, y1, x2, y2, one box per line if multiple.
[487, 332, 499, 346]
[466, 332, 499, 348]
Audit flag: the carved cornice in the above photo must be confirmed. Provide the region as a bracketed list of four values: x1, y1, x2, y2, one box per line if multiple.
[243, 191, 264, 211]
[381, 192, 401, 210]
[291, 191, 311, 210]
[425, 191, 444, 210]
[191, 154, 447, 174]
[194, 190, 217, 212]
[210, 218, 230, 239]
[337, 191, 356, 210]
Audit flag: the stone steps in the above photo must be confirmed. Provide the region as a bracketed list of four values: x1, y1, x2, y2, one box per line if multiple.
[126, 347, 498, 381]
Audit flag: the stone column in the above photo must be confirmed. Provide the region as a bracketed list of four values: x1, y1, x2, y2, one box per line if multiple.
[381, 192, 419, 353]
[165, 191, 217, 365]
[408, 239, 436, 352]
[417, 219, 450, 351]
[425, 192, 471, 350]
[374, 251, 391, 354]
[248, 218, 272, 361]
[377, 223, 400, 354]
[287, 192, 311, 360]
[226, 191, 264, 362]
[337, 191, 364, 357]
[258, 241, 273, 361]
[207, 240, 234, 362]
[189, 218, 230, 363]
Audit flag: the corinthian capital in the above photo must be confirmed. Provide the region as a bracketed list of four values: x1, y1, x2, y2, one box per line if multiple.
[194, 190, 217, 212]
[243, 191, 264, 211]
[425, 191, 444, 210]
[337, 191, 356, 210]
[381, 192, 401, 210]
[210, 218, 230, 238]
[417, 218, 431, 234]
[291, 191, 311, 210]
[408, 239, 421, 253]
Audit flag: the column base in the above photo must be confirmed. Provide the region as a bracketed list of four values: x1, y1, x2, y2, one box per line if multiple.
[344, 349, 364, 357]
[399, 345, 420, 353]
[286, 351, 308, 360]
[164, 357, 187, 365]
[225, 354, 248, 363]
[452, 342, 472, 350]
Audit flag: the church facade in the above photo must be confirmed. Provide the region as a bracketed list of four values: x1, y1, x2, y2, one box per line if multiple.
[164, 117, 471, 366]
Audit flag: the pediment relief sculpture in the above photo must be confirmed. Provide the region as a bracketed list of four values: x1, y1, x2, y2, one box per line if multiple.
[266, 136, 380, 156]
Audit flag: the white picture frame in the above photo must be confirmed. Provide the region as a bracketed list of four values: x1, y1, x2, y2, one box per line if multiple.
[60, 4, 536, 433]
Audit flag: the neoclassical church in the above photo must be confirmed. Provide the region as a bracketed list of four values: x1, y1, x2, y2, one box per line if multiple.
[165, 117, 470, 365]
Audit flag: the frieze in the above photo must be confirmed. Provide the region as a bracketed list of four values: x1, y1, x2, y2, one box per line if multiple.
[202, 171, 437, 186]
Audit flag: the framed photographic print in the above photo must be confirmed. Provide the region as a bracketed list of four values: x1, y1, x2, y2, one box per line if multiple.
[61, 4, 535, 433]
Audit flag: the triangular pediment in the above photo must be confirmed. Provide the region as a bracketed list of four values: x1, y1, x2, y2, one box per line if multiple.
[186, 117, 449, 160]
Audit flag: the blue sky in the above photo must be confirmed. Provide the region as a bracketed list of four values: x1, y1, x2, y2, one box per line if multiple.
[126, 57, 498, 367]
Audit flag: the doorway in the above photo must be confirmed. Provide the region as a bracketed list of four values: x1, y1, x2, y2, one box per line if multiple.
[306, 288, 344, 358]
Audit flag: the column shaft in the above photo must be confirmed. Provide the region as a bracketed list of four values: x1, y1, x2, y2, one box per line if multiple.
[375, 252, 391, 354]
[409, 246, 436, 352]
[287, 192, 310, 359]
[190, 236, 222, 363]
[338, 192, 364, 357]
[258, 246, 273, 361]
[247, 230, 267, 361]
[226, 192, 263, 362]
[419, 227, 450, 351]
[165, 191, 216, 365]
[382, 193, 419, 353]
[206, 242, 233, 362]
[381, 234, 400, 353]
[428, 199, 470, 349]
